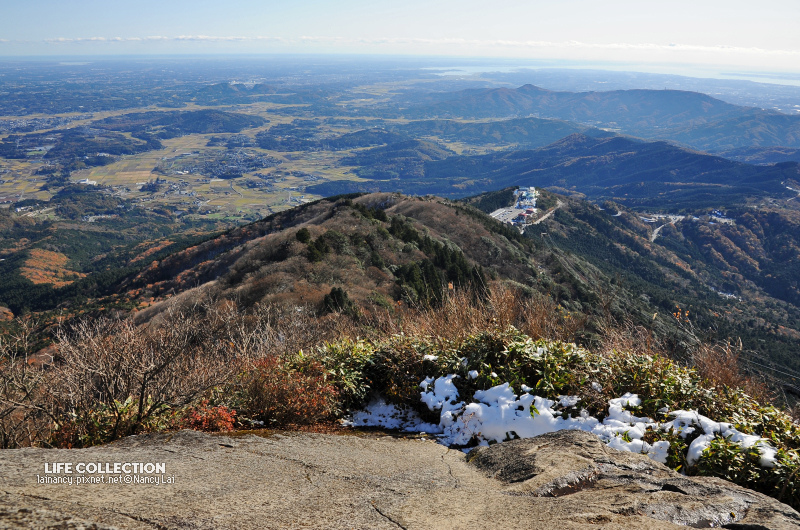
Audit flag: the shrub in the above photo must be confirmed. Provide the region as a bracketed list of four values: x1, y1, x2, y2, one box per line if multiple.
[695, 436, 800, 508]
[328, 326, 800, 510]
[322, 287, 355, 315]
[2, 287, 798, 509]
[317, 339, 374, 410]
[47, 314, 237, 446]
[363, 335, 431, 409]
[177, 399, 237, 432]
[1, 305, 248, 448]
[235, 355, 339, 426]
[0, 356, 58, 449]
[307, 237, 330, 262]
[50, 396, 172, 448]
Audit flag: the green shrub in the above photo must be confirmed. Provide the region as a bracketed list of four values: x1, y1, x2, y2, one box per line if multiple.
[363, 334, 431, 409]
[319, 326, 800, 509]
[322, 287, 356, 315]
[695, 436, 800, 508]
[317, 339, 374, 409]
[296, 227, 311, 243]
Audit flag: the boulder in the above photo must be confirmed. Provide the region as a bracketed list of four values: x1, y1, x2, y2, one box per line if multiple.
[469, 430, 800, 529]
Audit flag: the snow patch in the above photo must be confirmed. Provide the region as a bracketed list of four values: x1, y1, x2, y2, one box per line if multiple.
[352, 376, 778, 469]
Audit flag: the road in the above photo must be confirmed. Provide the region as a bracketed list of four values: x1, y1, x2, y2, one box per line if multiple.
[651, 223, 667, 242]
[531, 200, 564, 225]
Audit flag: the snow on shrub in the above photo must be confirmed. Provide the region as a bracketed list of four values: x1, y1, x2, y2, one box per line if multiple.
[417, 378, 779, 469]
[341, 327, 800, 509]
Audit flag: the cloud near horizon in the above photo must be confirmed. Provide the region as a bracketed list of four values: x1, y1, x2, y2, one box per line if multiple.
[31, 36, 799, 57]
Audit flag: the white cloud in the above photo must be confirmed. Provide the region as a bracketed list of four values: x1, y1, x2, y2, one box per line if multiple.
[31, 35, 800, 59]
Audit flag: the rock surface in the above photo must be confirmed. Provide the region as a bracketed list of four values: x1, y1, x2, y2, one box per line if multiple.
[0, 429, 797, 529]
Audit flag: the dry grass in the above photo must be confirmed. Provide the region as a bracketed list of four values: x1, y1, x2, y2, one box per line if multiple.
[597, 320, 665, 358]
[597, 318, 772, 403]
[364, 285, 587, 347]
[692, 341, 773, 403]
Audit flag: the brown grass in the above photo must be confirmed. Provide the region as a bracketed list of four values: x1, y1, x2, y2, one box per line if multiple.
[691, 340, 772, 403]
[363, 285, 587, 347]
[597, 319, 772, 403]
[20, 249, 86, 288]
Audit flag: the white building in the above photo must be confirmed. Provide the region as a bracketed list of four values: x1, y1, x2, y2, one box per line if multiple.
[514, 187, 538, 210]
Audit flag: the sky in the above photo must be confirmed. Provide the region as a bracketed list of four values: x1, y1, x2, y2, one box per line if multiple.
[1, 0, 799, 75]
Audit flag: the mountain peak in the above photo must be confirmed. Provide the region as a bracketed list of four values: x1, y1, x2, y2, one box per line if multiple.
[517, 84, 550, 93]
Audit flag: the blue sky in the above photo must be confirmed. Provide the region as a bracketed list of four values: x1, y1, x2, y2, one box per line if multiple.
[1, 0, 799, 74]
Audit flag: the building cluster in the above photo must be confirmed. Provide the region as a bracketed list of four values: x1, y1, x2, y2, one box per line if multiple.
[0, 115, 91, 134]
[512, 187, 539, 224]
[489, 187, 540, 227]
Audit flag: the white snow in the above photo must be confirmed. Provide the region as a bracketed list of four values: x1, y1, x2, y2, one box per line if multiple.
[664, 410, 777, 467]
[468, 370, 479, 380]
[419, 375, 463, 417]
[352, 376, 779, 469]
[423, 354, 438, 361]
[558, 395, 580, 407]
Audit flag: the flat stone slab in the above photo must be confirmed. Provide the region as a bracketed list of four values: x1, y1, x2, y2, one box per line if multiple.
[0, 429, 797, 529]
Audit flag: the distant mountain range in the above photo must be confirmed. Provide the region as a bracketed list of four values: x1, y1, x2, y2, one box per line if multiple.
[394, 117, 612, 148]
[310, 134, 799, 209]
[712, 146, 800, 165]
[400, 84, 800, 151]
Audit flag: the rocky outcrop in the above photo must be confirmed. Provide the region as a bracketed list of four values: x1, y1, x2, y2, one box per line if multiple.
[469, 430, 800, 529]
[0, 429, 797, 529]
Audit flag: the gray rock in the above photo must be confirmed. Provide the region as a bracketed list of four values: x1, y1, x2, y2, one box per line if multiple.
[468, 430, 800, 529]
[0, 429, 796, 529]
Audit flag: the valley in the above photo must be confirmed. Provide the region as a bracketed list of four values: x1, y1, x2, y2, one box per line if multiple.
[0, 56, 799, 435]
[2, 59, 799, 372]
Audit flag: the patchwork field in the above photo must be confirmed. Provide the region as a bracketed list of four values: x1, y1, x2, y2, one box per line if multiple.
[1, 105, 373, 221]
